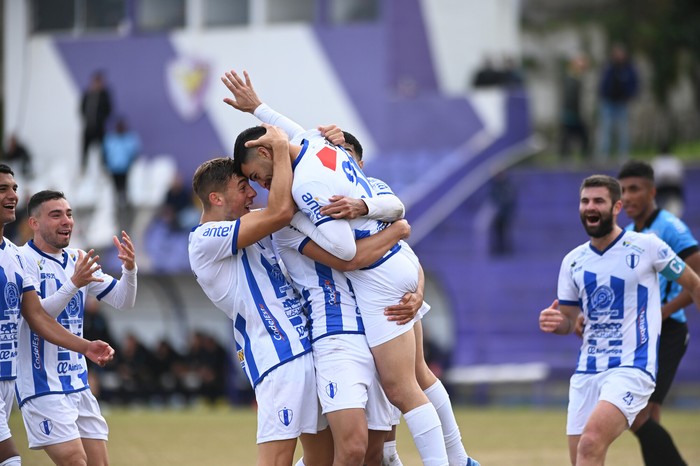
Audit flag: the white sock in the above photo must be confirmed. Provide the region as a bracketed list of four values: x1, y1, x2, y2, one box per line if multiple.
[403, 403, 448, 466]
[294, 459, 306, 466]
[382, 440, 403, 465]
[425, 380, 470, 465]
[0, 456, 21, 466]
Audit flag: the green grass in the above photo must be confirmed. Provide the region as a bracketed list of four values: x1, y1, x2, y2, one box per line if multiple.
[9, 405, 700, 465]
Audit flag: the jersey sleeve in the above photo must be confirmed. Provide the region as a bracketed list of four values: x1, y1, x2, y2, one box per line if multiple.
[253, 103, 306, 142]
[192, 220, 242, 259]
[289, 211, 356, 261]
[272, 225, 309, 254]
[660, 216, 699, 257]
[557, 251, 580, 307]
[649, 235, 686, 281]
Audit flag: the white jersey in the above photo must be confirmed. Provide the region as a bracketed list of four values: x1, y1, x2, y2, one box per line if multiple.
[188, 221, 311, 388]
[272, 225, 363, 341]
[15, 241, 119, 405]
[0, 238, 36, 381]
[558, 230, 685, 380]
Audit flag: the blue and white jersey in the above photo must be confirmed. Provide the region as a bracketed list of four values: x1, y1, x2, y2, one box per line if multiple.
[292, 136, 401, 266]
[0, 238, 35, 381]
[15, 240, 119, 405]
[625, 209, 699, 324]
[558, 230, 685, 380]
[272, 225, 363, 342]
[188, 221, 311, 388]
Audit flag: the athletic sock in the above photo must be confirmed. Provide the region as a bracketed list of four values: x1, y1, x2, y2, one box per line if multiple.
[0, 456, 21, 466]
[424, 379, 471, 466]
[403, 402, 448, 466]
[633, 418, 687, 466]
[382, 440, 404, 466]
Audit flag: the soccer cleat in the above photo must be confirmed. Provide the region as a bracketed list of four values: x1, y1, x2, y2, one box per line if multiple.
[466, 459, 481, 466]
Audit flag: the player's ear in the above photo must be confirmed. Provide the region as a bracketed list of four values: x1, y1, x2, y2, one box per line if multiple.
[257, 146, 273, 160]
[208, 191, 223, 206]
[613, 199, 623, 216]
[27, 216, 39, 231]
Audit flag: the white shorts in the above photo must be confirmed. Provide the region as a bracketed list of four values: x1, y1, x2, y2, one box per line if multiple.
[20, 390, 108, 449]
[566, 367, 655, 435]
[255, 351, 327, 444]
[313, 334, 393, 431]
[0, 380, 15, 442]
[347, 243, 420, 347]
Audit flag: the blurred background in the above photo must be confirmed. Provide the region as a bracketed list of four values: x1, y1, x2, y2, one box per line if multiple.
[1, 0, 699, 410]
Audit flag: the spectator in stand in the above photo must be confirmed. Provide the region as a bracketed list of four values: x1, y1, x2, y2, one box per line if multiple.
[103, 117, 141, 215]
[651, 142, 685, 218]
[2, 134, 33, 178]
[115, 333, 154, 405]
[151, 339, 188, 406]
[83, 296, 118, 399]
[472, 57, 502, 88]
[560, 55, 590, 163]
[80, 70, 113, 174]
[597, 43, 639, 163]
[489, 169, 517, 256]
[160, 173, 201, 232]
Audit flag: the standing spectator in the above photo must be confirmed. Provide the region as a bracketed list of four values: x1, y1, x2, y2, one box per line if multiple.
[560, 55, 590, 162]
[81, 70, 112, 174]
[597, 43, 639, 163]
[103, 116, 141, 225]
[115, 333, 154, 405]
[2, 134, 33, 178]
[489, 169, 516, 256]
[651, 143, 685, 217]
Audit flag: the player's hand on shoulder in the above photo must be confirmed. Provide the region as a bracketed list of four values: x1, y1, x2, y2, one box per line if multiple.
[113, 230, 136, 271]
[221, 70, 262, 113]
[71, 249, 104, 288]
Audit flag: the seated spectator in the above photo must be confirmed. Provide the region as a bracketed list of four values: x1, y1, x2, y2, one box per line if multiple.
[114, 333, 154, 405]
[103, 117, 141, 211]
[161, 173, 201, 232]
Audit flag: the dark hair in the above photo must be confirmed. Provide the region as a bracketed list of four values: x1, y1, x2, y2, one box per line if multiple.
[580, 174, 621, 204]
[342, 131, 363, 160]
[617, 160, 654, 181]
[0, 164, 14, 176]
[28, 190, 66, 217]
[232, 126, 267, 176]
[192, 157, 237, 209]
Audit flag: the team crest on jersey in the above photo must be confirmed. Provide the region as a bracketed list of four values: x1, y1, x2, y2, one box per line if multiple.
[278, 407, 294, 426]
[325, 382, 338, 399]
[626, 253, 639, 269]
[66, 295, 81, 317]
[590, 285, 614, 310]
[40, 418, 53, 435]
[3, 282, 20, 314]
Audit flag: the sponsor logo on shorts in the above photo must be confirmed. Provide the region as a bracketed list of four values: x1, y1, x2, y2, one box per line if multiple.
[278, 407, 293, 427]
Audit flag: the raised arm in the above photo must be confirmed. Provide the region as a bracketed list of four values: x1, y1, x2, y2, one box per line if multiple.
[236, 124, 296, 248]
[39, 249, 103, 318]
[22, 291, 114, 366]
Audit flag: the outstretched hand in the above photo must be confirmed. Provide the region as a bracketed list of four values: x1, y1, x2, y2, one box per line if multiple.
[71, 249, 104, 288]
[113, 231, 136, 271]
[221, 70, 262, 114]
[86, 340, 115, 367]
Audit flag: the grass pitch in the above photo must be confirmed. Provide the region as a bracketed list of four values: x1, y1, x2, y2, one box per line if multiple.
[10, 406, 700, 465]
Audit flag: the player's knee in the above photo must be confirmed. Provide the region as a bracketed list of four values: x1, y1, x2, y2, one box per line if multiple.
[576, 432, 605, 460]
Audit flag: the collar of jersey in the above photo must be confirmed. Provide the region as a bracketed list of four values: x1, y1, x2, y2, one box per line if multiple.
[28, 239, 69, 267]
[291, 139, 310, 173]
[589, 229, 626, 256]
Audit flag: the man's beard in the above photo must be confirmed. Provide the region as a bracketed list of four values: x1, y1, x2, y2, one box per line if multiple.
[580, 208, 615, 238]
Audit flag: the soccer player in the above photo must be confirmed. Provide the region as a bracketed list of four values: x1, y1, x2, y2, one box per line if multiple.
[188, 126, 333, 466]
[618, 160, 699, 466]
[234, 126, 449, 465]
[221, 72, 416, 466]
[16, 190, 138, 465]
[539, 174, 700, 465]
[0, 165, 114, 466]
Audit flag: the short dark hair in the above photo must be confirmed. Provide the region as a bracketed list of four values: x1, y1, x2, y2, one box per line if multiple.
[580, 174, 622, 204]
[232, 126, 267, 176]
[0, 164, 15, 176]
[342, 131, 363, 160]
[28, 190, 66, 217]
[617, 160, 654, 181]
[192, 157, 237, 209]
